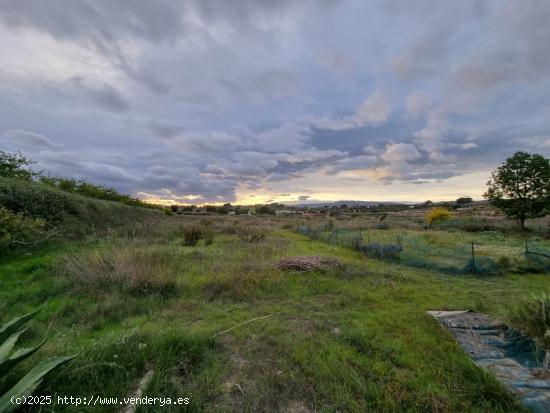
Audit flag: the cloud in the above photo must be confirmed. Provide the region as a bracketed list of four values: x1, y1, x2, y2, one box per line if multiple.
[380, 143, 421, 163]
[309, 90, 393, 130]
[0, 1, 549, 203]
[298, 195, 310, 201]
[406, 91, 432, 119]
[1, 129, 56, 149]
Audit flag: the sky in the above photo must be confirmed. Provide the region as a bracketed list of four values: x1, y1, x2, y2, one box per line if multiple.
[0, 0, 549, 205]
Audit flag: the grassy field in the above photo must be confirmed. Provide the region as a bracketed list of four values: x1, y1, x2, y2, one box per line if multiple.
[1, 213, 549, 412]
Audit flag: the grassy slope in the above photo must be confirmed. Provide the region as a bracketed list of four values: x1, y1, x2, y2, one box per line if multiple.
[0, 177, 161, 236]
[1, 223, 548, 412]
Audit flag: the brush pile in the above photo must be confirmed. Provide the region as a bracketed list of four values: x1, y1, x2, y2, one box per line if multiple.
[276, 256, 340, 272]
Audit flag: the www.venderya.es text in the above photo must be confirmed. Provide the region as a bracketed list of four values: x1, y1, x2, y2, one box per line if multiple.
[11, 395, 190, 408]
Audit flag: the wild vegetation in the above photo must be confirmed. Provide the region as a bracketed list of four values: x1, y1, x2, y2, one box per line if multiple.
[0, 151, 549, 412]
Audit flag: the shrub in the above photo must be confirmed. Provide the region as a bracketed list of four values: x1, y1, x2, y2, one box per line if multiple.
[203, 229, 215, 246]
[507, 294, 550, 369]
[0, 207, 46, 252]
[237, 226, 266, 243]
[0, 178, 79, 225]
[60, 247, 180, 296]
[359, 242, 403, 259]
[183, 225, 203, 246]
[441, 217, 498, 232]
[463, 255, 500, 275]
[516, 254, 549, 273]
[0, 307, 75, 412]
[199, 218, 213, 226]
[426, 207, 452, 227]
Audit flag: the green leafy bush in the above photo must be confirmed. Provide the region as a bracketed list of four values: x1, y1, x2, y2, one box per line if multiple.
[0, 307, 75, 413]
[0, 178, 79, 224]
[0, 207, 46, 252]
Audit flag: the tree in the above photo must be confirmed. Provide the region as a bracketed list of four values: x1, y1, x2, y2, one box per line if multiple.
[0, 151, 35, 181]
[484, 152, 549, 229]
[456, 197, 473, 205]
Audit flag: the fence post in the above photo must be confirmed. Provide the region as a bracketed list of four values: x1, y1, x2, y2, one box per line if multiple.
[471, 242, 476, 271]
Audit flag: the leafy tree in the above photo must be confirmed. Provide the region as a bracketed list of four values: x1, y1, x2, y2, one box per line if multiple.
[484, 152, 549, 229]
[456, 197, 473, 205]
[0, 151, 35, 181]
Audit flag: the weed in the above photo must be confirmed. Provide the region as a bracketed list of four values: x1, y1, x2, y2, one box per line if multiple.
[507, 294, 550, 368]
[359, 242, 403, 259]
[183, 225, 203, 246]
[60, 246, 180, 296]
[203, 229, 215, 246]
[237, 226, 266, 243]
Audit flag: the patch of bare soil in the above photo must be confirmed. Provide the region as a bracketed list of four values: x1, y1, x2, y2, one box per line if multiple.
[285, 400, 312, 413]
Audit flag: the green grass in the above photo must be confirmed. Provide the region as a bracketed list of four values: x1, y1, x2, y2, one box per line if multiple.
[298, 223, 549, 274]
[2, 219, 549, 412]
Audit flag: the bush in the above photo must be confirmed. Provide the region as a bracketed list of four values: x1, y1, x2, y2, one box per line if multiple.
[203, 229, 215, 246]
[441, 217, 498, 232]
[60, 246, 180, 296]
[359, 242, 403, 259]
[517, 254, 549, 273]
[0, 207, 46, 251]
[426, 207, 452, 227]
[463, 255, 500, 275]
[183, 225, 203, 246]
[237, 226, 266, 243]
[0, 178, 80, 225]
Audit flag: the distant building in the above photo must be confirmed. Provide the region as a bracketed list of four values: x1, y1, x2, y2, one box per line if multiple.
[275, 209, 297, 216]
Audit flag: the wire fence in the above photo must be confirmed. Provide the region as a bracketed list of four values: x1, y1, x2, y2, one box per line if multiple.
[296, 224, 550, 275]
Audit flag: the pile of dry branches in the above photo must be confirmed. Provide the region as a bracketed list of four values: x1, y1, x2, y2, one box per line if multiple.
[276, 256, 340, 272]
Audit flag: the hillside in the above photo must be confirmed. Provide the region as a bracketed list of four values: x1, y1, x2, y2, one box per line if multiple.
[0, 177, 161, 239]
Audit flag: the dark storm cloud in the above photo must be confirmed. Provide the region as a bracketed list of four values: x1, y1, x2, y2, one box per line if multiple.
[0, 0, 549, 202]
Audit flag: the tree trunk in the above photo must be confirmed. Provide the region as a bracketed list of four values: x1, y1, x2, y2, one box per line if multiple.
[520, 216, 526, 230]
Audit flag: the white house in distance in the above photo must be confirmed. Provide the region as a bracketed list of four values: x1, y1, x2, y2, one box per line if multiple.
[275, 209, 298, 216]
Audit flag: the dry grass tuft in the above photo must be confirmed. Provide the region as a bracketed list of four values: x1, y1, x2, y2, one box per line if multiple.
[276, 256, 340, 272]
[60, 246, 181, 295]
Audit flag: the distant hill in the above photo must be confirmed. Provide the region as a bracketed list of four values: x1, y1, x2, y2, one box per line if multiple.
[283, 200, 415, 208]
